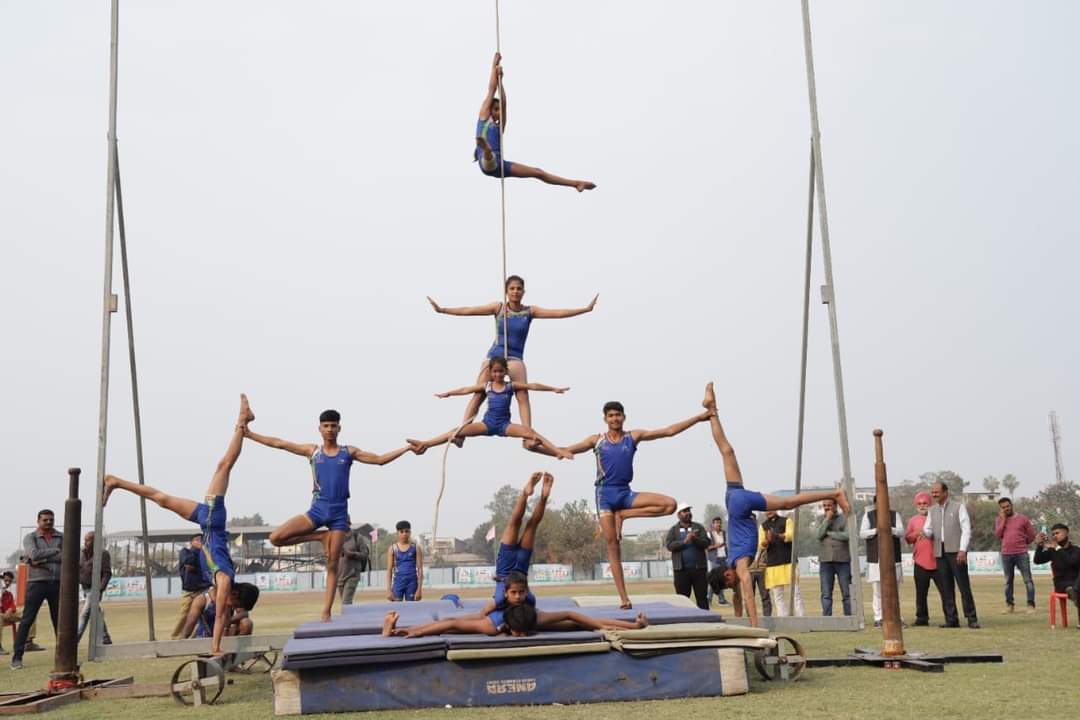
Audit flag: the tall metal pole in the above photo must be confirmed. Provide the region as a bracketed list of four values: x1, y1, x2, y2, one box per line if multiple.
[88, 0, 121, 662]
[799, 0, 864, 624]
[115, 147, 156, 640]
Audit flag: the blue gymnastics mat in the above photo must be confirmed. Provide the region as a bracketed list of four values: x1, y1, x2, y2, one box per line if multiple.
[273, 644, 748, 714]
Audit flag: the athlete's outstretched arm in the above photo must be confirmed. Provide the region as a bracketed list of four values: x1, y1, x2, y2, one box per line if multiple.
[350, 445, 414, 466]
[478, 52, 501, 120]
[427, 297, 501, 317]
[561, 434, 601, 457]
[632, 409, 714, 444]
[518, 383, 570, 394]
[531, 295, 598, 319]
[435, 383, 487, 399]
[244, 429, 314, 458]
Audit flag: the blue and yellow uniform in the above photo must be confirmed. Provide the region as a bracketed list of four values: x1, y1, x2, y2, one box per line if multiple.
[390, 544, 418, 601]
[487, 304, 532, 361]
[488, 543, 536, 631]
[593, 433, 639, 515]
[725, 484, 768, 565]
[307, 446, 353, 532]
[482, 382, 515, 437]
[188, 495, 235, 583]
[475, 117, 512, 178]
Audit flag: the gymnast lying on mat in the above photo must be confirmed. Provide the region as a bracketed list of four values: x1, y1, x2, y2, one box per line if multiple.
[383, 473, 647, 638]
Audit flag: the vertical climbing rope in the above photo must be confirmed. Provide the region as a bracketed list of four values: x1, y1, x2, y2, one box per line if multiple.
[433, 0, 511, 559]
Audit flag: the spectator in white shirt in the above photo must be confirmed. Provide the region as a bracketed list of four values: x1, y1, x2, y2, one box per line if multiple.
[921, 481, 979, 629]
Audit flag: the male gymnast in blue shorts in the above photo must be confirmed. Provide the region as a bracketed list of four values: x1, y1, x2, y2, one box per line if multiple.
[559, 394, 716, 609]
[103, 393, 254, 655]
[704, 382, 849, 626]
[474, 52, 596, 193]
[244, 408, 416, 621]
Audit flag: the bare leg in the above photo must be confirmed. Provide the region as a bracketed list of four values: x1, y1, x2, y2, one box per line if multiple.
[519, 473, 553, 550]
[509, 162, 596, 192]
[102, 475, 199, 523]
[501, 473, 540, 545]
[475, 137, 497, 173]
[614, 491, 676, 541]
[506, 360, 535, 448]
[179, 592, 207, 639]
[764, 489, 849, 515]
[269, 513, 320, 547]
[210, 575, 232, 655]
[703, 383, 743, 485]
[598, 514, 631, 608]
[321, 531, 347, 622]
[457, 360, 493, 442]
[505, 424, 572, 459]
[734, 557, 759, 627]
[408, 422, 488, 453]
[206, 394, 254, 498]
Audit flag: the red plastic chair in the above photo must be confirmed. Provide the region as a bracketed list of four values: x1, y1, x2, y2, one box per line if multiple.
[1049, 591, 1069, 628]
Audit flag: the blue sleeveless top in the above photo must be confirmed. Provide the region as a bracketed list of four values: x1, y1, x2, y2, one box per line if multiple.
[488, 304, 532, 360]
[393, 544, 417, 577]
[594, 433, 636, 487]
[310, 446, 353, 502]
[482, 382, 514, 427]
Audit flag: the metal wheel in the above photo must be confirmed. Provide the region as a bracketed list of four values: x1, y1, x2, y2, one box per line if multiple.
[753, 635, 807, 682]
[233, 651, 279, 674]
[170, 657, 226, 706]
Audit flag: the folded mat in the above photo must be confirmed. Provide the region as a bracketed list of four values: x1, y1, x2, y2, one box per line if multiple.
[340, 599, 457, 616]
[447, 641, 611, 662]
[282, 634, 447, 670]
[576, 603, 726, 625]
[602, 622, 771, 642]
[297, 605, 444, 638]
[572, 594, 696, 608]
[445, 630, 603, 650]
[610, 638, 777, 653]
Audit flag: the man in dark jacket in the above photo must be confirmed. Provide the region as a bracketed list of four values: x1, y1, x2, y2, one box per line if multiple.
[337, 528, 371, 605]
[76, 532, 112, 644]
[1034, 523, 1080, 624]
[666, 504, 711, 609]
[11, 510, 62, 669]
[172, 534, 211, 639]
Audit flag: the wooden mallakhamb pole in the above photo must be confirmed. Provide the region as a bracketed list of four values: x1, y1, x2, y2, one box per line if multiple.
[873, 429, 905, 656]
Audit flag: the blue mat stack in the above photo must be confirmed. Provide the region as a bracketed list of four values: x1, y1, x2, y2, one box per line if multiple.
[272, 597, 751, 715]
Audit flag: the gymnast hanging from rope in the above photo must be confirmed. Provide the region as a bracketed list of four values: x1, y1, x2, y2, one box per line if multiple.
[406, 355, 573, 459]
[426, 274, 596, 447]
[475, 52, 596, 192]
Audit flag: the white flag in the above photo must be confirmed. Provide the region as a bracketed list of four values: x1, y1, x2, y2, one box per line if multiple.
[485, 525, 496, 542]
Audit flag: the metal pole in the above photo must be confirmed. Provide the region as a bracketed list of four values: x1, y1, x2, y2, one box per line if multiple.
[49, 469, 82, 690]
[789, 146, 815, 590]
[114, 146, 156, 640]
[89, 0, 121, 662]
[799, 0, 864, 624]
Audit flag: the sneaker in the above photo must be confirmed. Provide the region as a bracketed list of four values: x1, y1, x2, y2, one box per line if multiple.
[1000, 605, 1014, 615]
[912, 619, 929, 627]
[24, 642, 45, 652]
[717, 598, 730, 606]
[968, 621, 981, 629]
[10, 659, 22, 670]
[102, 637, 113, 645]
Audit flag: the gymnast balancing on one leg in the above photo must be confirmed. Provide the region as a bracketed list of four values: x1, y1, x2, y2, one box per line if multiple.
[427, 274, 596, 446]
[554, 394, 716, 610]
[704, 382, 850, 627]
[102, 394, 258, 656]
[406, 355, 573, 459]
[382, 472, 647, 637]
[243, 408, 417, 622]
[474, 52, 596, 192]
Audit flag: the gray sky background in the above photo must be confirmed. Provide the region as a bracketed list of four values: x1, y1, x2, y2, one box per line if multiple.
[1, 1, 1077, 561]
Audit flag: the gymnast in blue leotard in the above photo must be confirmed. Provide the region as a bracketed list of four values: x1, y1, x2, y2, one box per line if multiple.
[474, 52, 596, 192]
[427, 274, 597, 444]
[406, 355, 573, 459]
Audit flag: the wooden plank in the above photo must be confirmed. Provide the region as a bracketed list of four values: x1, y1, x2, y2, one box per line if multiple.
[93, 632, 291, 660]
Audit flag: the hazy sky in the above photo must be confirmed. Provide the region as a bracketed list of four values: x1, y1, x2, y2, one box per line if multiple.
[1, 1, 1077, 561]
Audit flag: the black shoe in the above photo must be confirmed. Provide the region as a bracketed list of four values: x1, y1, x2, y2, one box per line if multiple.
[939, 623, 960, 628]
[717, 598, 730, 605]
[912, 620, 929, 627]
[102, 637, 113, 645]
[873, 620, 882, 628]
[24, 642, 45, 652]
[968, 621, 981, 629]
[10, 659, 23, 670]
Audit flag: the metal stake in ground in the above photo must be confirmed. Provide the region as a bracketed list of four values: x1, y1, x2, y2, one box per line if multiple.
[874, 430, 904, 656]
[48, 468, 83, 692]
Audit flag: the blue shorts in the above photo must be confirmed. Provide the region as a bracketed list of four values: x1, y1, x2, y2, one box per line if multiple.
[479, 158, 513, 178]
[189, 497, 235, 582]
[486, 345, 523, 362]
[595, 484, 638, 515]
[483, 416, 511, 437]
[495, 543, 533, 579]
[306, 498, 350, 532]
[488, 608, 506, 632]
[725, 485, 767, 564]
[391, 576, 418, 602]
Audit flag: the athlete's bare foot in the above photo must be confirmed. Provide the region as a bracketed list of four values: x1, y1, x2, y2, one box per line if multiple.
[619, 599, 633, 610]
[540, 473, 554, 499]
[524, 472, 542, 497]
[835, 488, 851, 515]
[575, 181, 596, 192]
[475, 137, 496, 170]
[102, 474, 119, 507]
[382, 611, 399, 637]
[635, 611, 648, 628]
[320, 610, 332, 623]
[703, 382, 716, 411]
[239, 393, 255, 427]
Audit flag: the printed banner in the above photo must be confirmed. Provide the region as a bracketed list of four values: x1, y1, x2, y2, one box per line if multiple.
[103, 576, 145, 599]
[599, 562, 642, 580]
[455, 566, 497, 585]
[255, 572, 299, 592]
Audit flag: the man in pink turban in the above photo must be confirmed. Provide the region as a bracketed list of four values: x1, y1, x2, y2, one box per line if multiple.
[905, 492, 941, 626]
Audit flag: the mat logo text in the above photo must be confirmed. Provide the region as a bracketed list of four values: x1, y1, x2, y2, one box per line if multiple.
[486, 678, 537, 695]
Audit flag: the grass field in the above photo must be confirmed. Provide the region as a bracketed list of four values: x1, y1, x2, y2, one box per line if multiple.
[1, 576, 1076, 719]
